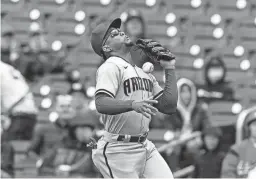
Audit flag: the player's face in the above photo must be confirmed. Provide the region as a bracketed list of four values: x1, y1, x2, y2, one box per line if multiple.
[126, 18, 143, 37]
[104, 28, 133, 51]
[249, 120, 256, 138]
[180, 85, 192, 106]
[204, 135, 219, 151]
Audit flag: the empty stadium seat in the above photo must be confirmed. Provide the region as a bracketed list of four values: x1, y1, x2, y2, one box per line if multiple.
[148, 129, 172, 147]
[31, 0, 70, 14]
[32, 74, 71, 96]
[235, 85, 256, 107]
[209, 0, 250, 18]
[1, 0, 25, 14]
[78, 66, 98, 83]
[66, 49, 103, 67]
[208, 101, 240, 126]
[46, 12, 89, 45]
[210, 113, 237, 126]
[162, 0, 208, 16]
[3, 10, 33, 43]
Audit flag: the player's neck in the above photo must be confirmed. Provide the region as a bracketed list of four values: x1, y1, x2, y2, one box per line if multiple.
[112, 52, 135, 66]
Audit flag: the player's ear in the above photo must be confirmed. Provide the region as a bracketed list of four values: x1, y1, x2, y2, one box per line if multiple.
[102, 45, 112, 53]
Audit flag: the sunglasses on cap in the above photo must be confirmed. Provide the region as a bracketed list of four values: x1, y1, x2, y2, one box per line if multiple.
[102, 28, 123, 47]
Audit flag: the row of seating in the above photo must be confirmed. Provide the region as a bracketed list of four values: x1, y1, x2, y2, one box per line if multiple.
[2, 0, 256, 14]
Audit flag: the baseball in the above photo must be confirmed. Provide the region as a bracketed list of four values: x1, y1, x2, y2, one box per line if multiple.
[142, 62, 154, 73]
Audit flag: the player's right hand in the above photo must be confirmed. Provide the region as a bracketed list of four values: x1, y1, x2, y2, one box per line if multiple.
[131, 98, 159, 118]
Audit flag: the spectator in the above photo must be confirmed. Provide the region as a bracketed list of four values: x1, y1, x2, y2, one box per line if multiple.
[23, 25, 53, 82]
[0, 61, 38, 140]
[152, 78, 211, 132]
[27, 95, 75, 157]
[197, 55, 236, 152]
[158, 78, 211, 171]
[122, 9, 160, 69]
[197, 55, 235, 102]
[221, 110, 256, 178]
[1, 23, 28, 74]
[50, 43, 71, 74]
[123, 9, 146, 43]
[193, 126, 225, 178]
[1, 115, 14, 178]
[38, 111, 100, 177]
[67, 75, 97, 111]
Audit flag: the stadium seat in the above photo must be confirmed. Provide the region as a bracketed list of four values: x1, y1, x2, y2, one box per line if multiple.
[32, 74, 71, 95]
[67, 50, 103, 67]
[148, 129, 172, 147]
[226, 70, 251, 82]
[1, 0, 25, 14]
[162, 0, 208, 16]
[147, 23, 171, 37]
[237, 27, 256, 48]
[208, 101, 236, 113]
[210, 113, 237, 126]
[209, 0, 250, 18]
[78, 66, 98, 83]
[175, 55, 196, 68]
[34, 95, 44, 107]
[3, 9, 45, 43]
[31, 0, 70, 14]
[46, 12, 88, 45]
[235, 85, 256, 107]
[208, 101, 239, 126]
[75, 0, 116, 16]
[37, 111, 51, 123]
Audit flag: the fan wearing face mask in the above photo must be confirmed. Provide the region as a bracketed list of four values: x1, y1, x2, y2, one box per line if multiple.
[197, 56, 235, 102]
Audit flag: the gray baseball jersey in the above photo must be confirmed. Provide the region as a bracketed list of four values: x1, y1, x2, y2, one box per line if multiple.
[95, 57, 163, 135]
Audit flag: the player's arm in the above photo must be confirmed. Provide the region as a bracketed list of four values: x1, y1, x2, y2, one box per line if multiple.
[151, 60, 178, 115]
[95, 62, 158, 118]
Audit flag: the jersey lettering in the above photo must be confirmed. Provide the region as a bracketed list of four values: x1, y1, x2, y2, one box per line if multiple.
[123, 77, 153, 96]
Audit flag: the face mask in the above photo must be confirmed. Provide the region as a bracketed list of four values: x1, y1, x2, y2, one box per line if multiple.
[207, 68, 224, 83]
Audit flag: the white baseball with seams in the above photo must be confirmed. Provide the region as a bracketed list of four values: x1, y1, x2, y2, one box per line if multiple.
[142, 62, 154, 73]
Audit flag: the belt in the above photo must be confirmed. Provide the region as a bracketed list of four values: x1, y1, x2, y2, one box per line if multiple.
[116, 133, 148, 143]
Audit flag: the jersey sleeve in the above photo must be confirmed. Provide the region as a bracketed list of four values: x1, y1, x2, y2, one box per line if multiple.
[95, 62, 121, 98]
[149, 74, 163, 100]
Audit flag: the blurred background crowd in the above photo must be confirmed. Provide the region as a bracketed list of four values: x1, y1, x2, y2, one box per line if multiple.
[1, 0, 256, 178]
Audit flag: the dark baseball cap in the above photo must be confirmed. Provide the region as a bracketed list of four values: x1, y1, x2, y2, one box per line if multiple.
[90, 18, 121, 56]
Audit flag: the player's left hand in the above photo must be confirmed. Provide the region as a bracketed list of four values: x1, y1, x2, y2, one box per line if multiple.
[159, 59, 176, 69]
[132, 97, 159, 118]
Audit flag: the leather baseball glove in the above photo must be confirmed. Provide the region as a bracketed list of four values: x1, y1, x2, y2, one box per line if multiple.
[135, 39, 175, 63]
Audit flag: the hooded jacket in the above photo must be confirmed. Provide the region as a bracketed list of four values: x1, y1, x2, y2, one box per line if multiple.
[197, 56, 235, 102]
[153, 78, 211, 132]
[193, 126, 225, 178]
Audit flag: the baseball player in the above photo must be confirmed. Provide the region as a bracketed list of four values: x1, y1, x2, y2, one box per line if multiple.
[90, 18, 178, 178]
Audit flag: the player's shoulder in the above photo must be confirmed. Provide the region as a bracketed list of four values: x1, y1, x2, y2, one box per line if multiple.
[0, 61, 13, 73]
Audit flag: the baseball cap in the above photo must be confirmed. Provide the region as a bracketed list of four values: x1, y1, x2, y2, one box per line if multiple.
[90, 18, 121, 56]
